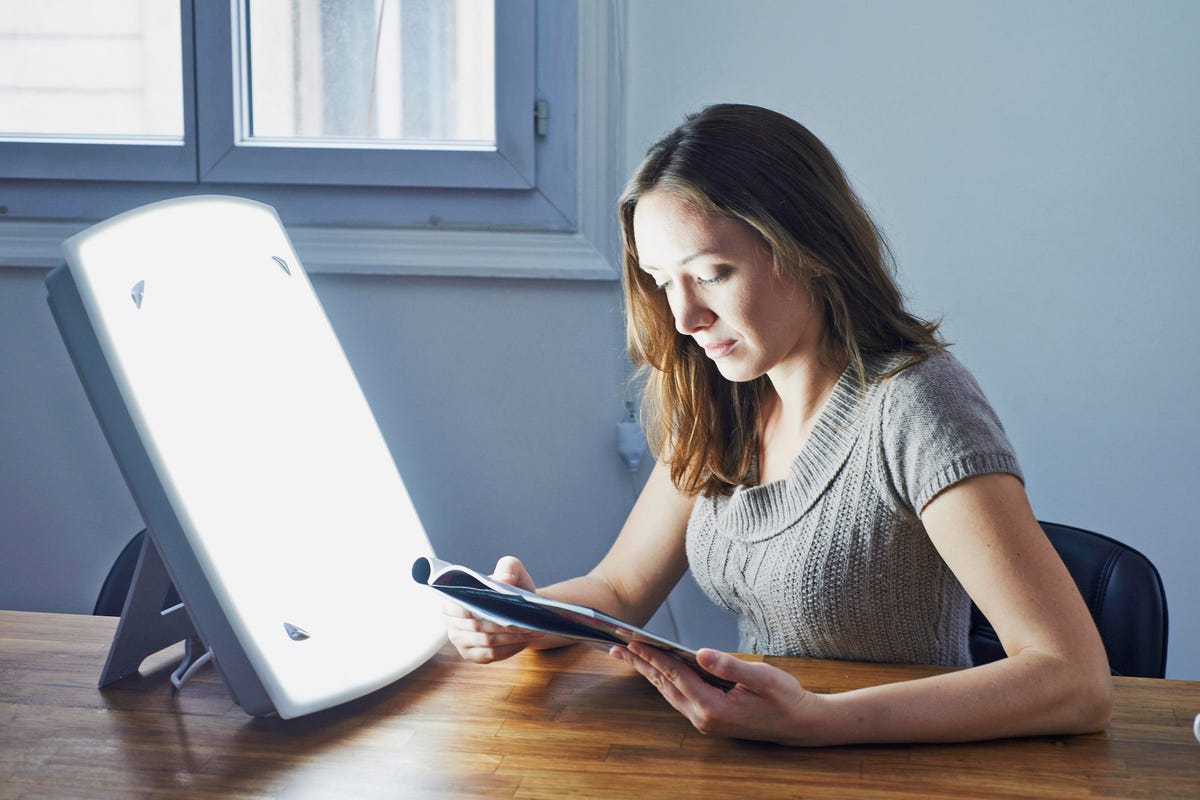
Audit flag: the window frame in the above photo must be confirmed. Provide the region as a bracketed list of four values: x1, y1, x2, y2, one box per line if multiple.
[196, 0, 539, 190]
[0, 1, 620, 281]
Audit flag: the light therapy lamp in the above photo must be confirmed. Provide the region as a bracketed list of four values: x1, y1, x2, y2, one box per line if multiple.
[45, 196, 447, 718]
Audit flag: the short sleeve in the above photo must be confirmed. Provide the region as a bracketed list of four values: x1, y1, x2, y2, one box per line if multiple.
[878, 351, 1022, 514]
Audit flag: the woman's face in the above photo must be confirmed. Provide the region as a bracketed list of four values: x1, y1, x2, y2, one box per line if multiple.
[632, 188, 826, 384]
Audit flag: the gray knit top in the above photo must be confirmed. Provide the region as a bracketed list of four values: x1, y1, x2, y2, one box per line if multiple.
[685, 350, 1021, 666]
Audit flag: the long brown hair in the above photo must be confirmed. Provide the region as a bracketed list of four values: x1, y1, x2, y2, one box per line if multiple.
[621, 104, 943, 497]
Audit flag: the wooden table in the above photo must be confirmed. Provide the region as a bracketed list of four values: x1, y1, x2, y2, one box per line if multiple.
[1, 611, 1197, 799]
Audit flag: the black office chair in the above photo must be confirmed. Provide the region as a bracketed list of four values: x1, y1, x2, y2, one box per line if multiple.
[93, 529, 180, 616]
[969, 521, 1169, 678]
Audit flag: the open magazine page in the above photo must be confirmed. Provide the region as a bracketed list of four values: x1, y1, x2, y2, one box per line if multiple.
[412, 556, 734, 690]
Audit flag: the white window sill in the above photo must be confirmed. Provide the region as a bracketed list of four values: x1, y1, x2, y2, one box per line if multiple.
[0, 220, 616, 280]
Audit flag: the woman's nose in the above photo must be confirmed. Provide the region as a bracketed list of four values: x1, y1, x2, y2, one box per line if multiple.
[672, 286, 715, 335]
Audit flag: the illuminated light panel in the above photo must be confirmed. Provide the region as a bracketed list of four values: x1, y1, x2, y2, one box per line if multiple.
[48, 196, 446, 718]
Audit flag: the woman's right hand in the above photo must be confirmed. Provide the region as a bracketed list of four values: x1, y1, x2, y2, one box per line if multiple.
[443, 555, 545, 663]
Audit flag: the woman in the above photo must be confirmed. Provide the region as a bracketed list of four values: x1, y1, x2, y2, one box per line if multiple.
[445, 104, 1112, 745]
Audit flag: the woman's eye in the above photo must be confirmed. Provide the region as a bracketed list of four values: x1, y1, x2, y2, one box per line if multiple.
[651, 271, 725, 291]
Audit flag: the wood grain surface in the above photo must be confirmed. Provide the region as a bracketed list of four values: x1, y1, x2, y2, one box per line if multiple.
[1, 611, 1197, 799]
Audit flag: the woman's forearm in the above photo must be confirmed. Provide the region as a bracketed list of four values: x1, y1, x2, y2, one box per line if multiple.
[801, 652, 1112, 746]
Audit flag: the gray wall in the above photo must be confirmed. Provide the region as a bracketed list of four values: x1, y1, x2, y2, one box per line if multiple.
[623, 0, 1199, 678]
[2, 0, 1195, 679]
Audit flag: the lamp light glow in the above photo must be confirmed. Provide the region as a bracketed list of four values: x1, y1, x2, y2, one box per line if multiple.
[47, 196, 446, 718]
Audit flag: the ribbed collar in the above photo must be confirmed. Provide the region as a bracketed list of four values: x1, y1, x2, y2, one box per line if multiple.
[715, 354, 897, 542]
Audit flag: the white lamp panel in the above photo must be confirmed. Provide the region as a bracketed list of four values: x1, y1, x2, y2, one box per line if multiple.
[61, 196, 446, 718]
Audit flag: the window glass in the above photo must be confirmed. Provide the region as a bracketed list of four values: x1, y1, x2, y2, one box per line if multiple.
[0, 0, 182, 140]
[244, 0, 494, 146]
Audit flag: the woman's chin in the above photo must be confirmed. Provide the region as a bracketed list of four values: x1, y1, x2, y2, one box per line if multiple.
[713, 360, 762, 383]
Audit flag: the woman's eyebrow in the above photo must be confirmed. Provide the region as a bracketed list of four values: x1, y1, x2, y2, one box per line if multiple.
[679, 249, 718, 266]
[640, 248, 720, 272]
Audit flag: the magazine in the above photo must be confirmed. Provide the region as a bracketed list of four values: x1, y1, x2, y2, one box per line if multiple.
[412, 556, 734, 690]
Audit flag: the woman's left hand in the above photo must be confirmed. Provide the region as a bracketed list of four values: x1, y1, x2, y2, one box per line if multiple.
[610, 642, 822, 745]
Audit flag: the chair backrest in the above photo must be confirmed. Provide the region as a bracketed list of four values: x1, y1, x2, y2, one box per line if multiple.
[969, 521, 1169, 678]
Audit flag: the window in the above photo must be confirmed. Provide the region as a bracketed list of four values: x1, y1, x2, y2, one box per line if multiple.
[0, 0, 619, 279]
[0, 0, 194, 181]
[198, 0, 539, 191]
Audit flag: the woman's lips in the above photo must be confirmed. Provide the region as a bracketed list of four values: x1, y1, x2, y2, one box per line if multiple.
[700, 340, 736, 358]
